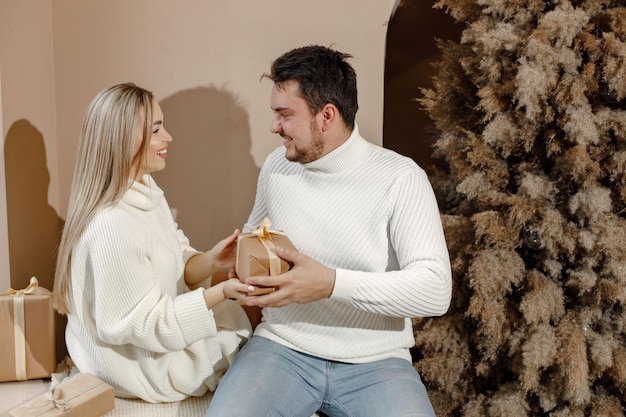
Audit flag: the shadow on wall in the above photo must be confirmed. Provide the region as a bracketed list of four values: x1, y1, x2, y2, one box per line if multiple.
[153, 86, 260, 250]
[4, 119, 67, 362]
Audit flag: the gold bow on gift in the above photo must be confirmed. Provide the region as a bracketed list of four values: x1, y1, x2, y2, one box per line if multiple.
[250, 217, 285, 276]
[44, 386, 72, 412]
[1, 277, 52, 381]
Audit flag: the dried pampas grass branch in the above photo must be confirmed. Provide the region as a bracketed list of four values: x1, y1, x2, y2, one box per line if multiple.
[413, 0, 626, 415]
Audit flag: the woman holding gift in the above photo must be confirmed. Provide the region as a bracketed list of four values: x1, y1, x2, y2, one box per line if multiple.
[53, 83, 254, 403]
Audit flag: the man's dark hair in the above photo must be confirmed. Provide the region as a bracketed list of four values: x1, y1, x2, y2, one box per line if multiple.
[264, 45, 358, 130]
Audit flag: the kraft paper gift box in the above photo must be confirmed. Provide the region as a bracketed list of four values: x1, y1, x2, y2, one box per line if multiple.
[236, 217, 297, 295]
[0, 277, 56, 382]
[9, 372, 115, 417]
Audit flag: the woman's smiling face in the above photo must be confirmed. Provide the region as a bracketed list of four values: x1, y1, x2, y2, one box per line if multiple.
[132, 100, 172, 181]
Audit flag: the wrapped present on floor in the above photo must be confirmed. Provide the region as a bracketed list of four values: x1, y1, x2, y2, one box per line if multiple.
[236, 217, 297, 295]
[9, 372, 115, 417]
[0, 277, 56, 382]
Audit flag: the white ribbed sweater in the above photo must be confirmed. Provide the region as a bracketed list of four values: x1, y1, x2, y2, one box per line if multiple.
[66, 175, 251, 403]
[246, 127, 452, 363]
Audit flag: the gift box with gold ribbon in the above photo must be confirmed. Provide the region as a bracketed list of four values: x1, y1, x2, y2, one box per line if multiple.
[9, 372, 115, 417]
[0, 277, 56, 382]
[236, 217, 297, 295]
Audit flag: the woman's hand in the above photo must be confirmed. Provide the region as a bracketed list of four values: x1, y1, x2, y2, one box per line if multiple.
[184, 229, 240, 287]
[222, 278, 256, 303]
[203, 278, 256, 309]
[209, 229, 240, 270]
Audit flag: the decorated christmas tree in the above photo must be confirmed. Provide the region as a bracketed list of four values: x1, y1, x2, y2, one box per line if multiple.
[414, 0, 626, 415]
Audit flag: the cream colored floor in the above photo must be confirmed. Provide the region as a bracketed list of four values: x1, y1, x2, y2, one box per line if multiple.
[0, 379, 50, 417]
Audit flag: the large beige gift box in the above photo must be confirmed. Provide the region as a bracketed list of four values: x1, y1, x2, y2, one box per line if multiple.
[0, 277, 56, 382]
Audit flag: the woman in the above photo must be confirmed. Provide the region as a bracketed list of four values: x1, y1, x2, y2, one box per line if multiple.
[53, 83, 254, 403]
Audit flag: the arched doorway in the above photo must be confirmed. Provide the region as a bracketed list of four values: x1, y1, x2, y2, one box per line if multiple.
[383, 1, 462, 173]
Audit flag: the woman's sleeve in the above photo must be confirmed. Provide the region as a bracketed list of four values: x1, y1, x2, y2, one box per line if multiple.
[83, 211, 217, 352]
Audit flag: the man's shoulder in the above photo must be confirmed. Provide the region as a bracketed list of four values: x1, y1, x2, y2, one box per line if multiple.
[367, 142, 423, 174]
[266, 145, 286, 161]
[262, 146, 297, 171]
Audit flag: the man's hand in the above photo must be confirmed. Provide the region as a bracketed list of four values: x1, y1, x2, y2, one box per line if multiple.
[244, 245, 336, 308]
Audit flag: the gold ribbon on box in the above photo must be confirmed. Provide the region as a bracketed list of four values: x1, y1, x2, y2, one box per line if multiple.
[251, 217, 285, 276]
[1, 277, 52, 381]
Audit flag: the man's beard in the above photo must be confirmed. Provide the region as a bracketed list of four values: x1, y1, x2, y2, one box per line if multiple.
[288, 120, 324, 163]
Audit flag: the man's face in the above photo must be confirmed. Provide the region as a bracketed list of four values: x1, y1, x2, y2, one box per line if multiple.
[270, 80, 325, 163]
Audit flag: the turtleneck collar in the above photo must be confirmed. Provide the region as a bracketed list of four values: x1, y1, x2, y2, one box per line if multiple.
[122, 174, 163, 211]
[303, 123, 370, 174]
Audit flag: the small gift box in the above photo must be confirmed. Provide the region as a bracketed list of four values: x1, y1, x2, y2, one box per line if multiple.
[9, 373, 115, 417]
[0, 277, 56, 382]
[236, 217, 297, 295]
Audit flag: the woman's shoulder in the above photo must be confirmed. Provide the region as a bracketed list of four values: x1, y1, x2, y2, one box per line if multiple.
[75, 204, 151, 260]
[95, 202, 138, 224]
[83, 203, 144, 241]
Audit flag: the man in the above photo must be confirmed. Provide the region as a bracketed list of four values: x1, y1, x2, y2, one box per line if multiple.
[206, 45, 452, 417]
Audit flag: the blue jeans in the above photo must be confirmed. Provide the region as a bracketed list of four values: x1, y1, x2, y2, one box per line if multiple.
[205, 336, 436, 417]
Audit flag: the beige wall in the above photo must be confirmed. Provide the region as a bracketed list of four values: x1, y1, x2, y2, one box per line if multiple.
[0, 0, 59, 292]
[0, 66, 6, 287]
[53, 0, 394, 253]
[1, 1, 395, 291]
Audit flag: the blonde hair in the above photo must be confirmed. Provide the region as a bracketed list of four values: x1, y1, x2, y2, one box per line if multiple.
[53, 83, 154, 314]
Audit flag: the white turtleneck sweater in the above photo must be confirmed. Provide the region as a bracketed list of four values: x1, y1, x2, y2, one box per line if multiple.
[246, 126, 452, 363]
[66, 175, 251, 403]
